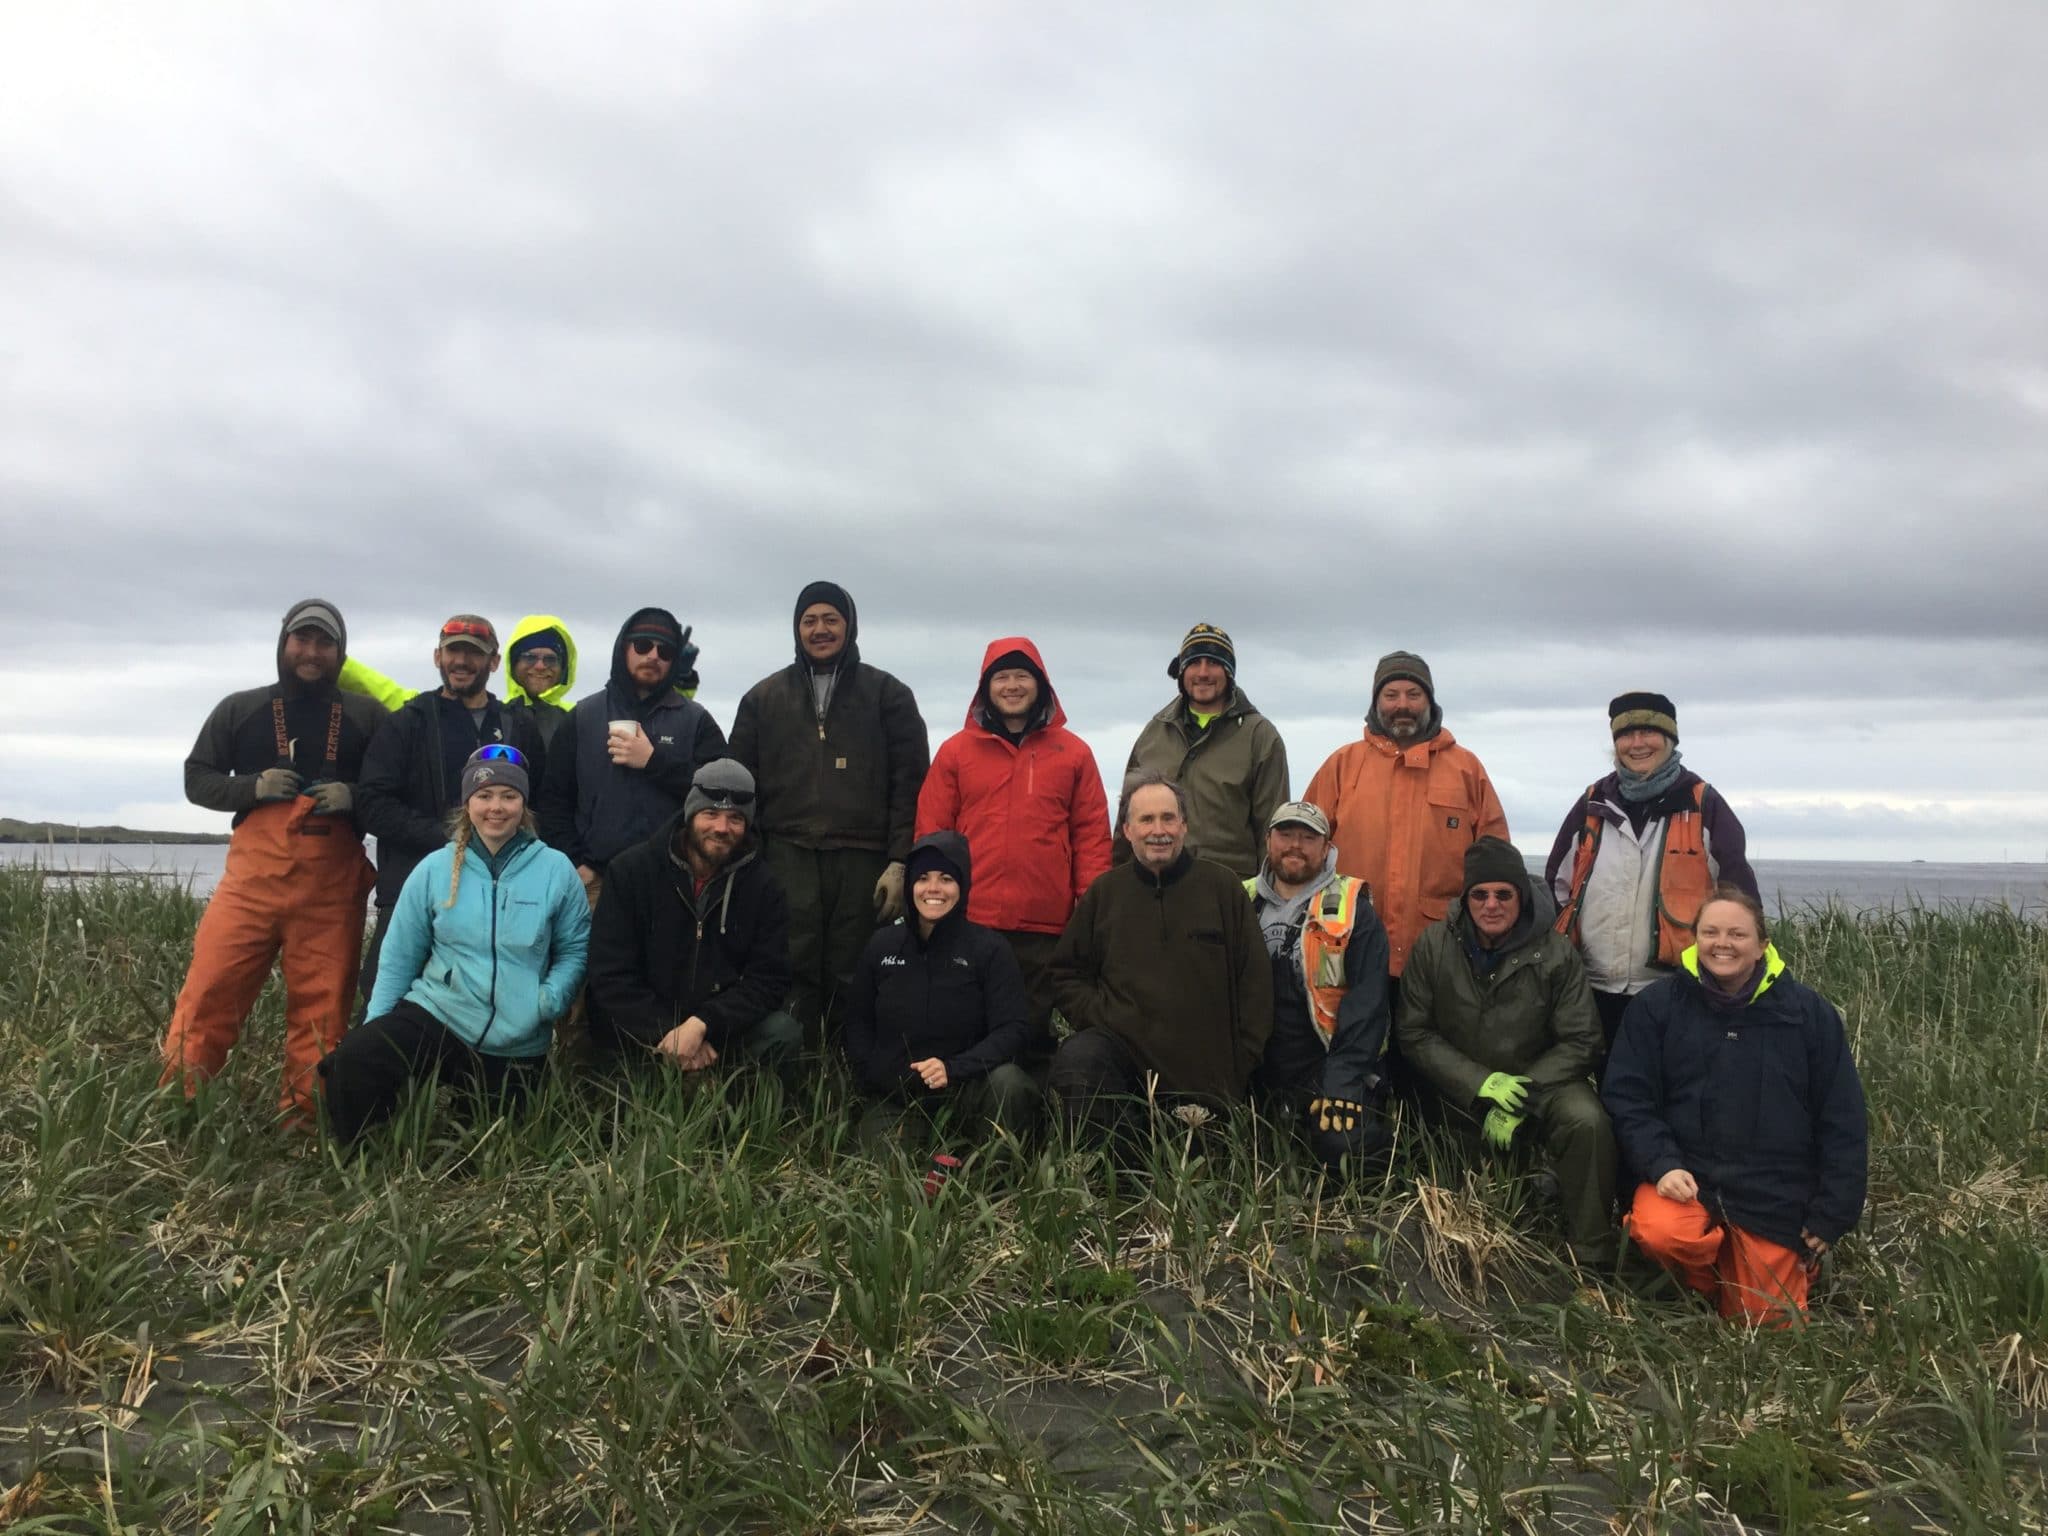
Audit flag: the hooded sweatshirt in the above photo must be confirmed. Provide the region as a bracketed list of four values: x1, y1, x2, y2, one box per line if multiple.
[537, 608, 726, 872]
[728, 581, 930, 858]
[843, 829, 1032, 1092]
[365, 829, 591, 1058]
[1048, 848, 1274, 1106]
[583, 807, 793, 1052]
[1249, 848, 1393, 1103]
[502, 614, 580, 749]
[183, 598, 387, 830]
[914, 637, 1112, 935]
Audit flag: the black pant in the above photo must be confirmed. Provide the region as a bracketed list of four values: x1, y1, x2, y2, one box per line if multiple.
[1047, 1028, 1233, 1144]
[855, 1063, 1044, 1151]
[318, 999, 546, 1145]
[761, 840, 887, 1045]
[997, 929, 1062, 1069]
[1592, 988, 1634, 1062]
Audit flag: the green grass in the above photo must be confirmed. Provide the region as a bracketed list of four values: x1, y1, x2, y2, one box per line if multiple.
[1, 870, 2043, 1532]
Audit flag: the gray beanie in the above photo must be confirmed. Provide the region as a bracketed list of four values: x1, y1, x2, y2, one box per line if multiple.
[460, 747, 529, 803]
[684, 758, 756, 826]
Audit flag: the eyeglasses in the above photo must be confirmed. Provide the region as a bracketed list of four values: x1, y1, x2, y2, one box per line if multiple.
[474, 744, 529, 767]
[517, 650, 562, 668]
[1466, 887, 1519, 906]
[629, 638, 676, 660]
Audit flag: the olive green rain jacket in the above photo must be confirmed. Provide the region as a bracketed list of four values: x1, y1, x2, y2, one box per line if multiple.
[1119, 690, 1289, 880]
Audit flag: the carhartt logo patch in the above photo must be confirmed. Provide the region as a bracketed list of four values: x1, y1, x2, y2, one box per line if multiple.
[835, 757, 848, 770]
[1446, 816, 1460, 829]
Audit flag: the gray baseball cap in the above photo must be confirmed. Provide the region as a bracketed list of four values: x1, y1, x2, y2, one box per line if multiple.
[1268, 801, 1331, 836]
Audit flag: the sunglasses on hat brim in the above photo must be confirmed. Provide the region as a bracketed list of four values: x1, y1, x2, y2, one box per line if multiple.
[474, 744, 529, 767]
[697, 789, 756, 809]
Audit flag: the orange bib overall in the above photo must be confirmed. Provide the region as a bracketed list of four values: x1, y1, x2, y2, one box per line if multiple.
[161, 699, 376, 1118]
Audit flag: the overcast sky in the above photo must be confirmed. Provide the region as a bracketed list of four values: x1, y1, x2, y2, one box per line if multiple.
[4, 3, 2045, 863]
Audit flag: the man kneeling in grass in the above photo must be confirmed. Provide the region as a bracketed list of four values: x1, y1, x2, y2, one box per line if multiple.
[584, 759, 802, 1088]
[845, 830, 1041, 1160]
[1246, 801, 1394, 1174]
[1047, 773, 1272, 1143]
[1397, 837, 1619, 1268]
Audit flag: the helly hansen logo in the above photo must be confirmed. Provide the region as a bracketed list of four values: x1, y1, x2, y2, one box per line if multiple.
[659, 736, 675, 745]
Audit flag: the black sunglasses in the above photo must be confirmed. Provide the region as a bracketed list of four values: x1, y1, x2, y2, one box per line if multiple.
[629, 638, 676, 660]
[698, 789, 757, 810]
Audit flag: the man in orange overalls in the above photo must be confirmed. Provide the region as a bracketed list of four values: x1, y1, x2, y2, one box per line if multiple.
[160, 599, 388, 1121]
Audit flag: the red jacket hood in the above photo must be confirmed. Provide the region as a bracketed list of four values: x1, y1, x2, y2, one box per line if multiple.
[967, 636, 1067, 731]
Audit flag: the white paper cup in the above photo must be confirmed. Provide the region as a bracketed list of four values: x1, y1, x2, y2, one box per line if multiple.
[607, 720, 641, 740]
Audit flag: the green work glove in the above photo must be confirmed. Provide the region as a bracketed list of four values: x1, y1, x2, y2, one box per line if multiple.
[1481, 1107, 1524, 1151]
[254, 767, 302, 803]
[1477, 1072, 1531, 1113]
[307, 782, 354, 816]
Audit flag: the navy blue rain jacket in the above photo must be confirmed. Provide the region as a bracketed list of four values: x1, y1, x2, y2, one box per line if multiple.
[1602, 947, 1868, 1249]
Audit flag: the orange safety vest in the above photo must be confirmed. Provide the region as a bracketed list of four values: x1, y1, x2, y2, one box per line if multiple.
[1248, 874, 1367, 1045]
[1555, 780, 1711, 968]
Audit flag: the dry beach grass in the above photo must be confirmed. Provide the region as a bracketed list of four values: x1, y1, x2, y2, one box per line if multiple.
[0, 868, 2043, 1532]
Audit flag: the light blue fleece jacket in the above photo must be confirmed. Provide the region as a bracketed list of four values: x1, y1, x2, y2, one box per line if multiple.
[366, 831, 590, 1058]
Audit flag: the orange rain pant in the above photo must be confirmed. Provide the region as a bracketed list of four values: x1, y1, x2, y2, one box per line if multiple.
[160, 797, 376, 1119]
[1626, 1183, 1810, 1326]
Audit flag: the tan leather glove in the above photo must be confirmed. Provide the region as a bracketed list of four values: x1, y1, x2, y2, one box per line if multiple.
[873, 860, 906, 923]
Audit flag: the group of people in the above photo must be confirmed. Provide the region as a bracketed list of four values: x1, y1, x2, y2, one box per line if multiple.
[158, 594, 1867, 1325]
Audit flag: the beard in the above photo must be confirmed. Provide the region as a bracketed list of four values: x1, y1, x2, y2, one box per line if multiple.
[439, 659, 488, 702]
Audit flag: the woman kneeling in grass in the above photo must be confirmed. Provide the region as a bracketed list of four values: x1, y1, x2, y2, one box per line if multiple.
[320, 746, 590, 1144]
[1601, 886, 1867, 1323]
[845, 830, 1043, 1160]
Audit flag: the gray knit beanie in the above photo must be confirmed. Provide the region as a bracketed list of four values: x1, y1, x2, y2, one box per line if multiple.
[684, 758, 756, 827]
[460, 747, 529, 803]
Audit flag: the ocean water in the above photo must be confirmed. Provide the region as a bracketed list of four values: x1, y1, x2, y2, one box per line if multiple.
[4, 842, 2045, 918]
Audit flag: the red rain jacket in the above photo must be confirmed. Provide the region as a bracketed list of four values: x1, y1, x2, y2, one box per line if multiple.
[915, 638, 1112, 936]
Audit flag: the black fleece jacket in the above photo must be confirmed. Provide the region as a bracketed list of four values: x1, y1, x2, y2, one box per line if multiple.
[584, 810, 792, 1052]
[1049, 849, 1273, 1105]
[843, 830, 1031, 1092]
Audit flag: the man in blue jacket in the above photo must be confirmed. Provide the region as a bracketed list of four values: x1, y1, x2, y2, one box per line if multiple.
[537, 607, 723, 911]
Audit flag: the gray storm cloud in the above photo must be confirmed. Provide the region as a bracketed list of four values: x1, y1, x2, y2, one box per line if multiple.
[3, 3, 2044, 860]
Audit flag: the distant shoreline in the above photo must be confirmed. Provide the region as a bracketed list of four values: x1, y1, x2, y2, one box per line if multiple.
[0, 818, 231, 847]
